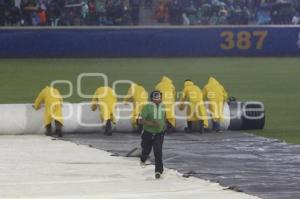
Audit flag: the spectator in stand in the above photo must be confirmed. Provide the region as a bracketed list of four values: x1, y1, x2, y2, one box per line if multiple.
[0, 0, 6, 26]
[112, 0, 125, 25]
[200, 3, 212, 24]
[87, 0, 98, 25]
[21, 0, 38, 25]
[47, 0, 61, 26]
[129, 0, 141, 25]
[291, 11, 300, 24]
[281, 1, 296, 23]
[0, 0, 5, 26]
[218, 5, 228, 24]
[37, 8, 47, 25]
[256, 1, 272, 24]
[122, 0, 131, 25]
[96, 0, 107, 25]
[271, 0, 295, 24]
[169, 0, 183, 25]
[241, 6, 250, 24]
[105, 0, 114, 24]
[81, 1, 89, 23]
[1, 0, 300, 26]
[5, 1, 21, 26]
[209, 11, 219, 24]
[155, 1, 168, 23]
[182, 0, 198, 25]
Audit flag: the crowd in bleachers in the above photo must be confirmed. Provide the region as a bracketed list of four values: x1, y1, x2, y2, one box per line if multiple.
[155, 0, 300, 25]
[0, 0, 300, 26]
[0, 0, 143, 26]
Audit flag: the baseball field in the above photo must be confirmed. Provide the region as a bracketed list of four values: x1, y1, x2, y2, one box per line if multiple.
[1, 57, 299, 143]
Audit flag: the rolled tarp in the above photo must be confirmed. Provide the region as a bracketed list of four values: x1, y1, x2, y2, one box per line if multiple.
[0, 102, 229, 134]
[227, 101, 265, 130]
[0, 101, 264, 135]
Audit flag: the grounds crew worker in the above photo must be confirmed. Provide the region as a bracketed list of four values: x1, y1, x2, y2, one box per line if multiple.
[138, 91, 166, 179]
[124, 83, 148, 133]
[91, 86, 117, 136]
[202, 77, 228, 132]
[179, 80, 208, 133]
[155, 76, 176, 133]
[33, 86, 63, 137]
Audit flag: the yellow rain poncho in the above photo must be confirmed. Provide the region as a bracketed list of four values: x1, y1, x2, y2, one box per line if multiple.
[91, 87, 117, 123]
[34, 86, 63, 126]
[179, 80, 208, 128]
[124, 83, 148, 128]
[202, 77, 228, 122]
[155, 76, 176, 127]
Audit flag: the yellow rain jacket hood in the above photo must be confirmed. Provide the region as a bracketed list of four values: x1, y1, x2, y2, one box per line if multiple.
[161, 76, 173, 84]
[180, 80, 208, 127]
[208, 77, 219, 85]
[203, 77, 228, 121]
[155, 76, 175, 100]
[91, 86, 117, 123]
[34, 86, 63, 126]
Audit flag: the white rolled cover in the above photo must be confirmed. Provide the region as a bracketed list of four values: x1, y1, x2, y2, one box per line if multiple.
[0, 103, 230, 134]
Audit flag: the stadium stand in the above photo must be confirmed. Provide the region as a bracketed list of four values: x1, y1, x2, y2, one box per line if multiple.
[0, 0, 300, 26]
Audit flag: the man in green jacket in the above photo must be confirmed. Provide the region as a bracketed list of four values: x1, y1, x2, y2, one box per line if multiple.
[138, 90, 166, 179]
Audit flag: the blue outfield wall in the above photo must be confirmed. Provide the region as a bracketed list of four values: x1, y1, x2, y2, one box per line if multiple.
[0, 26, 300, 57]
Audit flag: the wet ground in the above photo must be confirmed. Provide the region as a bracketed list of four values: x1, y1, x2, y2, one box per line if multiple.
[3, 135, 259, 198]
[62, 131, 300, 199]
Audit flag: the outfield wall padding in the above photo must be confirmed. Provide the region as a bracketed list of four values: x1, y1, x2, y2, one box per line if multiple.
[0, 26, 299, 57]
[0, 103, 231, 134]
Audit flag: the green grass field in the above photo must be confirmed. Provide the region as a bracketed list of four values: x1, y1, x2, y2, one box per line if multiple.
[1, 58, 299, 144]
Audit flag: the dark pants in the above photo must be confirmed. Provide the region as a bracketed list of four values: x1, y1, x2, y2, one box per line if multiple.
[166, 120, 175, 133]
[213, 120, 221, 132]
[45, 120, 63, 137]
[104, 119, 112, 136]
[136, 119, 143, 134]
[186, 120, 203, 133]
[140, 130, 164, 173]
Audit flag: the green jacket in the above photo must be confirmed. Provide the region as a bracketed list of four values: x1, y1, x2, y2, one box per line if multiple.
[141, 102, 166, 134]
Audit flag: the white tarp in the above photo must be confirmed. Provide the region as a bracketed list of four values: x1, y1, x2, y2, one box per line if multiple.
[0, 103, 230, 134]
[0, 135, 260, 199]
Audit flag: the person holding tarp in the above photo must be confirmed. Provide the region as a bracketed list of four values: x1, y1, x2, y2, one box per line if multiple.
[155, 76, 176, 133]
[91, 86, 117, 136]
[124, 83, 148, 133]
[138, 91, 166, 179]
[179, 80, 208, 133]
[202, 77, 228, 132]
[33, 86, 64, 137]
